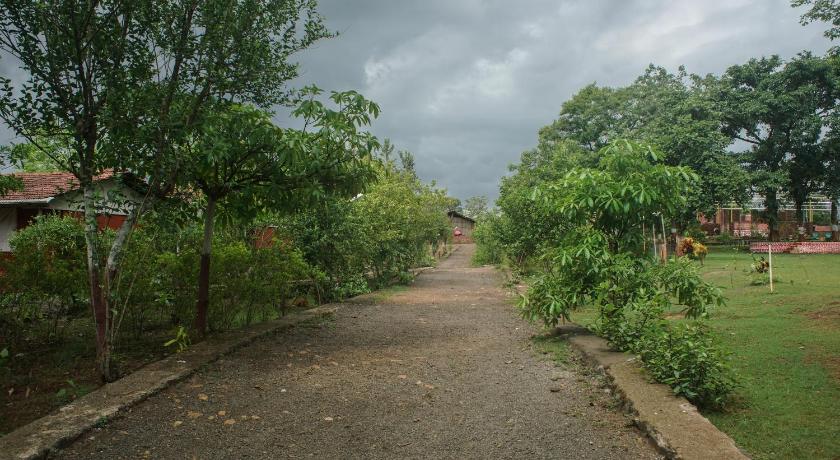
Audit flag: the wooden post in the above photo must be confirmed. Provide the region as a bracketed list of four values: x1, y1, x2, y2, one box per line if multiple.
[660, 215, 667, 263]
[768, 244, 774, 293]
[652, 225, 658, 260]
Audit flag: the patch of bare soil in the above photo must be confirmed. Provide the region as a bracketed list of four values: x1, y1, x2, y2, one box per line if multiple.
[803, 304, 840, 330]
[823, 356, 840, 382]
[56, 245, 660, 459]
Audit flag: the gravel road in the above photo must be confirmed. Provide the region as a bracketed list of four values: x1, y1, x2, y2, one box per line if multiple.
[58, 245, 659, 459]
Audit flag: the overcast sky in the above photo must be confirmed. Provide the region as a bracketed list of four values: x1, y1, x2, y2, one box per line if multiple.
[0, 1, 832, 200]
[284, 0, 830, 203]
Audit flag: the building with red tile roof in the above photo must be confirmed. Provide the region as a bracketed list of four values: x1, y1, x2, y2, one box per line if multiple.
[0, 170, 139, 251]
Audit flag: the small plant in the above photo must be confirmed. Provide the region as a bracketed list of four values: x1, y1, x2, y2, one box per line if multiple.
[751, 256, 769, 274]
[54, 379, 89, 404]
[678, 237, 708, 265]
[163, 326, 191, 353]
[0, 347, 9, 369]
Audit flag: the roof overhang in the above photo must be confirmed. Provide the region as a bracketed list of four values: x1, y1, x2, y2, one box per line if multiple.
[0, 197, 54, 206]
[447, 210, 476, 224]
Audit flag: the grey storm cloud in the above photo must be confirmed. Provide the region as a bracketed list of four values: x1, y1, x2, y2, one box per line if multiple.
[0, 0, 832, 198]
[287, 0, 829, 203]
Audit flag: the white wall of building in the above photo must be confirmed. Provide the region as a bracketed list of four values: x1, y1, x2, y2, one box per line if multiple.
[0, 208, 16, 251]
[48, 178, 141, 214]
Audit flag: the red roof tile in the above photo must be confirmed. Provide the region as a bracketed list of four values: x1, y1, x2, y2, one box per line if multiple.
[0, 170, 114, 202]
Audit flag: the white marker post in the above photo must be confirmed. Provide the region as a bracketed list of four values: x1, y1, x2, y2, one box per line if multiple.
[652, 226, 658, 260]
[768, 244, 774, 293]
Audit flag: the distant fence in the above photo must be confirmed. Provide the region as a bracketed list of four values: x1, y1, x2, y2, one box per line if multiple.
[750, 242, 840, 254]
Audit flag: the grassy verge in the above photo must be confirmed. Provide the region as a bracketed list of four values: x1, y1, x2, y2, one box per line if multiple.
[364, 284, 410, 303]
[532, 333, 572, 365]
[566, 250, 840, 459]
[698, 250, 840, 460]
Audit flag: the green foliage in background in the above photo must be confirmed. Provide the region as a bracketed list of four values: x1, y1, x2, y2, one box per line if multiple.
[481, 140, 735, 408]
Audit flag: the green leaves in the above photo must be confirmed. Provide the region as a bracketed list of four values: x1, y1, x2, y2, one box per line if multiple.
[531, 140, 696, 254]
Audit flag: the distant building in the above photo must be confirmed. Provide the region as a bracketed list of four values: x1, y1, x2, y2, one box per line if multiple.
[700, 195, 838, 240]
[447, 210, 476, 241]
[0, 171, 143, 252]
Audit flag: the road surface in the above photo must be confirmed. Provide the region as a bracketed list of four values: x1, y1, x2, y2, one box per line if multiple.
[59, 245, 658, 459]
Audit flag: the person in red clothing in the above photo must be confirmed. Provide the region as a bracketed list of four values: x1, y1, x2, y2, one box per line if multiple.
[454, 227, 462, 237]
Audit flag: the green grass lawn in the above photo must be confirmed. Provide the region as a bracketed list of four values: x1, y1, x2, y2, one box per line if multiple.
[564, 250, 840, 459]
[698, 250, 840, 460]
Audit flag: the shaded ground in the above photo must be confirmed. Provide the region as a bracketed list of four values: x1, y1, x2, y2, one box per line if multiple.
[0, 322, 172, 436]
[58, 245, 658, 459]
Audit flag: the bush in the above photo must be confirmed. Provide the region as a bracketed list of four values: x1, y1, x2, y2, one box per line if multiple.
[117, 220, 314, 334]
[472, 214, 504, 265]
[0, 215, 90, 343]
[209, 240, 310, 330]
[684, 225, 708, 243]
[598, 315, 736, 409]
[678, 237, 708, 264]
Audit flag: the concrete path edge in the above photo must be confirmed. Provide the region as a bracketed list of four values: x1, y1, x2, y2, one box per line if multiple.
[0, 305, 338, 460]
[555, 324, 749, 460]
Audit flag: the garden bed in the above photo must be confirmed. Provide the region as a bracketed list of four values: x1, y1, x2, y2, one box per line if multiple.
[749, 241, 840, 254]
[0, 320, 173, 435]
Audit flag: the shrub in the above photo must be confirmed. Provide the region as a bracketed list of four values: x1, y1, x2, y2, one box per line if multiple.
[515, 142, 735, 408]
[209, 240, 310, 330]
[684, 225, 708, 243]
[472, 214, 504, 265]
[678, 237, 708, 264]
[598, 315, 736, 409]
[712, 232, 735, 245]
[0, 215, 90, 343]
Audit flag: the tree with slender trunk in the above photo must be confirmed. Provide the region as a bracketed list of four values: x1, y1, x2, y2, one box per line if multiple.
[184, 90, 380, 336]
[0, 0, 332, 381]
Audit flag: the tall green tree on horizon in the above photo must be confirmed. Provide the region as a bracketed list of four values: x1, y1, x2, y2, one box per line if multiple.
[714, 53, 835, 240]
[539, 66, 750, 226]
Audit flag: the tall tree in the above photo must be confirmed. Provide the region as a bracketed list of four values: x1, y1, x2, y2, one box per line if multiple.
[2, 137, 67, 171]
[540, 84, 628, 153]
[398, 150, 417, 177]
[715, 54, 832, 240]
[186, 90, 379, 336]
[463, 195, 489, 220]
[540, 66, 750, 225]
[0, 0, 332, 381]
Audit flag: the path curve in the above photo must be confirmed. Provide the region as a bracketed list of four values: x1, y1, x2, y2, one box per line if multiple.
[59, 245, 659, 459]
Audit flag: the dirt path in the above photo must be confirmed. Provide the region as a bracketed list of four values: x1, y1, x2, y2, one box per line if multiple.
[58, 245, 659, 459]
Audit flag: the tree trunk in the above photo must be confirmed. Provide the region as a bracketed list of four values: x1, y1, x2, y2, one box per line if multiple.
[795, 199, 806, 242]
[82, 183, 115, 382]
[195, 196, 216, 337]
[832, 199, 839, 242]
[766, 189, 780, 242]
